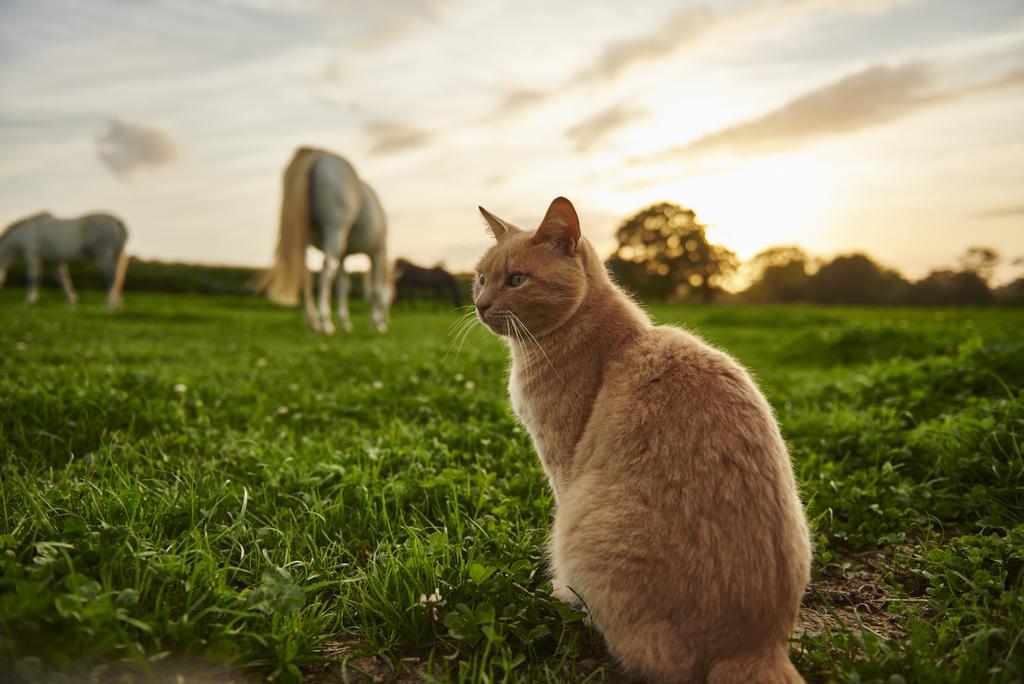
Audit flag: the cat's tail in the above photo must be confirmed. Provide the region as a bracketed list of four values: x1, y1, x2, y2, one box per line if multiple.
[706, 647, 804, 684]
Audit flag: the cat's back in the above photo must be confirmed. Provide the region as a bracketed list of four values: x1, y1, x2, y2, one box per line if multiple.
[598, 323, 776, 436]
[574, 321, 799, 501]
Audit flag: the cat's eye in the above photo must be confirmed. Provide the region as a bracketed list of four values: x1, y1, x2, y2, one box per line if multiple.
[477, 273, 486, 285]
[508, 273, 527, 287]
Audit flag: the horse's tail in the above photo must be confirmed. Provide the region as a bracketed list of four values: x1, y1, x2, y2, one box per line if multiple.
[256, 147, 319, 306]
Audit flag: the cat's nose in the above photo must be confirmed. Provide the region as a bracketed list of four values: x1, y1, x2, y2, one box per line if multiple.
[476, 301, 491, 316]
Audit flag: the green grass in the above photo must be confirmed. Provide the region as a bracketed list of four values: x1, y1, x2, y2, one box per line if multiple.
[1, 291, 1022, 683]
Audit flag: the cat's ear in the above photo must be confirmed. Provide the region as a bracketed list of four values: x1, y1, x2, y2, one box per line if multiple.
[533, 196, 580, 256]
[479, 206, 513, 241]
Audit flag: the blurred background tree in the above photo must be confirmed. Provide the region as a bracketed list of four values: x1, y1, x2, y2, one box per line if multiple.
[995, 255, 1024, 305]
[606, 203, 737, 302]
[906, 247, 1000, 305]
[959, 246, 1000, 283]
[742, 246, 812, 303]
[734, 245, 1011, 306]
[907, 271, 992, 305]
[803, 253, 909, 305]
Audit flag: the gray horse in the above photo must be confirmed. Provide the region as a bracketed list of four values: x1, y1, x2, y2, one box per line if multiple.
[0, 211, 129, 307]
[259, 147, 391, 333]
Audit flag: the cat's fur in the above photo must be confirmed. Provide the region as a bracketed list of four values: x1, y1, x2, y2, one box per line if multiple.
[473, 197, 811, 684]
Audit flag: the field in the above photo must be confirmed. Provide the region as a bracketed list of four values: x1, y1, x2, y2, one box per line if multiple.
[1, 291, 1022, 683]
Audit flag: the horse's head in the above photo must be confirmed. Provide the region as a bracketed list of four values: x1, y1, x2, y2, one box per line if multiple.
[0, 211, 52, 285]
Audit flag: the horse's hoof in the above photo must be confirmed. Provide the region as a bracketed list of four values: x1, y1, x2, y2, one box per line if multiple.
[322, 321, 336, 335]
[339, 319, 353, 333]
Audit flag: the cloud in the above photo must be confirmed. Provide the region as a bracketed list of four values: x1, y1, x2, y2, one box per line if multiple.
[956, 67, 1024, 97]
[477, 6, 715, 123]
[566, 103, 646, 152]
[353, 0, 460, 47]
[577, 5, 716, 83]
[971, 204, 1024, 220]
[96, 119, 179, 181]
[684, 63, 935, 156]
[483, 88, 552, 122]
[479, 0, 922, 123]
[321, 58, 345, 84]
[363, 120, 432, 154]
[648, 62, 1024, 160]
[484, 171, 507, 188]
[811, 0, 922, 13]
[228, 0, 460, 46]
[572, 0, 918, 86]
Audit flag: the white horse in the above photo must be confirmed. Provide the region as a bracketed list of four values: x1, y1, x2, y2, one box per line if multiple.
[0, 212, 129, 307]
[259, 147, 391, 333]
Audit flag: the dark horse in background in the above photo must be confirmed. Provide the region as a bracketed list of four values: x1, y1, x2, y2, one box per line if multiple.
[393, 258, 463, 308]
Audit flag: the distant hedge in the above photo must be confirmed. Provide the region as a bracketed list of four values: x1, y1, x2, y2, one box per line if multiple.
[3, 258, 266, 295]
[2, 258, 480, 302]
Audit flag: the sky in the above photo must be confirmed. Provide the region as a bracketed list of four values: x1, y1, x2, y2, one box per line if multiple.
[1, 0, 1022, 284]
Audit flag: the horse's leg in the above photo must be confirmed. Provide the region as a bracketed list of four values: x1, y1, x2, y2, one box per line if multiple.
[335, 262, 353, 332]
[303, 270, 323, 331]
[25, 254, 41, 305]
[97, 252, 121, 308]
[311, 171, 356, 334]
[369, 249, 390, 332]
[317, 254, 340, 335]
[56, 263, 78, 305]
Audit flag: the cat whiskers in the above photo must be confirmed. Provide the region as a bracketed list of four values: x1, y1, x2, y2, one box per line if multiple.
[444, 309, 481, 365]
[449, 304, 476, 316]
[507, 311, 554, 372]
[447, 307, 477, 335]
[500, 311, 535, 377]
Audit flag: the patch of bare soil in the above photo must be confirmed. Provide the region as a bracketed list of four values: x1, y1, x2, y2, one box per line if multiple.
[798, 549, 920, 643]
[304, 641, 427, 683]
[304, 641, 625, 683]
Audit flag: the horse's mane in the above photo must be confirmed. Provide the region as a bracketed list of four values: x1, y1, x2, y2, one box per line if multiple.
[0, 211, 50, 243]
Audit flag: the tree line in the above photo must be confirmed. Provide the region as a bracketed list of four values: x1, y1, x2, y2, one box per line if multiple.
[7, 202, 1020, 307]
[607, 203, 1024, 306]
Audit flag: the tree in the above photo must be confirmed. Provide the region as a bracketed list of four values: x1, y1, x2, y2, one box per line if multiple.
[742, 246, 811, 303]
[804, 253, 908, 304]
[958, 247, 1000, 284]
[606, 203, 737, 302]
[994, 277, 1024, 306]
[908, 269, 993, 305]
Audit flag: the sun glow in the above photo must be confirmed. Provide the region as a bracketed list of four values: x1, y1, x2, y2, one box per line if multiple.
[603, 151, 837, 264]
[691, 154, 835, 259]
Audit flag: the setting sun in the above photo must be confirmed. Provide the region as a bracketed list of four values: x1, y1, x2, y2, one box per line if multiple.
[600, 151, 836, 263]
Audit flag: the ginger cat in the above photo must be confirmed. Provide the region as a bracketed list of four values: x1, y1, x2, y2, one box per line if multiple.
[473, 197, 811, 683]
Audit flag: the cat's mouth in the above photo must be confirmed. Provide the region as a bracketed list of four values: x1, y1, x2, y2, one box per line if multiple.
[477, 311, 510, 336]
